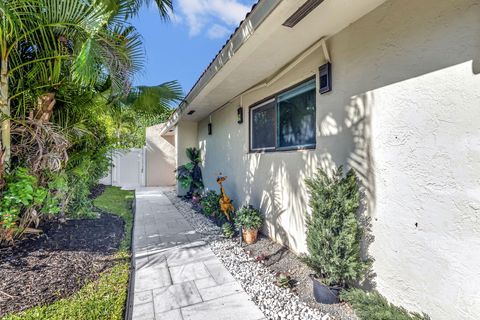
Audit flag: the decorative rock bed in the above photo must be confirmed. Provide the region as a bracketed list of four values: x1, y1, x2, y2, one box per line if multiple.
[165, 192, 357, 320]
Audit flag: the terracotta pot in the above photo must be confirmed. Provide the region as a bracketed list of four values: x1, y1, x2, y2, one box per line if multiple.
[242, 228, 258, 244]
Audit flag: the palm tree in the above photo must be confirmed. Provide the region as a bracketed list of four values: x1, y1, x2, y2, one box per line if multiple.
[1, 0, 174, 163]
[1, 0, 109, 162]
[109, 80, 183, 147]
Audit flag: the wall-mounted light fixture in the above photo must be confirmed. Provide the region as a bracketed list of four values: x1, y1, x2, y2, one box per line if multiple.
[319, 62, 332, 94]
[237, 107, 243, 124]
[187, 110, 195, 115]
[208, 115, 212, 135]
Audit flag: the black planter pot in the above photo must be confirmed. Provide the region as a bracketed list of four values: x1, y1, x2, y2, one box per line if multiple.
[311, 276, 341, 304]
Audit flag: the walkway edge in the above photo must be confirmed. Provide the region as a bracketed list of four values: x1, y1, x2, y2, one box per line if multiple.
[124, 191, 136, 320]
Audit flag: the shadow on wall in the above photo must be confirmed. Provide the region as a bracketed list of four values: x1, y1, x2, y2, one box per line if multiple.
[240, 90, 376, 267]
[239, 0, 480, 246]
[145, 129, 176, 187]
[198, 0, 480, 290]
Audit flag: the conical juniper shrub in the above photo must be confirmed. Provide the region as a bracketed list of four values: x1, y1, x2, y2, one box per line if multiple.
[304, 166, 368, 287]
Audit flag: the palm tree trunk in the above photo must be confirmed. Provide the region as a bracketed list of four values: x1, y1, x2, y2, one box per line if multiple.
[36, 93, 56, 122]
[0, 56, 10, 165]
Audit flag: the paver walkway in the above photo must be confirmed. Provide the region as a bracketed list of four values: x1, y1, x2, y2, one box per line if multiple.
[131, 187, 265, 320]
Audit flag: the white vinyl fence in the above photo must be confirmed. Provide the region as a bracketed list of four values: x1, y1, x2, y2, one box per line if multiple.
[99, 148, 146, 189]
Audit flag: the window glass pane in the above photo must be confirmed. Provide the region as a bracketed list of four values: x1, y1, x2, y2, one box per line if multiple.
[251, 101, 276, 150]
[277, 79, 316, 148]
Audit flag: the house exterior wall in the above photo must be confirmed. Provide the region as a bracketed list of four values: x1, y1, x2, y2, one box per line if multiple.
[145, 125, 176, 187]
[176, 120, 198, 195]
[196, 0, 480, 318]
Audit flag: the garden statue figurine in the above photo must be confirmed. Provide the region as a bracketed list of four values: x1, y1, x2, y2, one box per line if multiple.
[217, 176, 234, 221]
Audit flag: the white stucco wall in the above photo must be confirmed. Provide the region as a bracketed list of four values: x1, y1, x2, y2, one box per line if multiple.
[176, 120, 199, 195]
[145, 124, 176, 187]
[195, 0, 480, 318]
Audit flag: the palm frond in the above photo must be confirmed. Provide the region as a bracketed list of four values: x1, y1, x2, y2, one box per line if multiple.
[126, 80, 183, 114]
[125, 0, 172, 19]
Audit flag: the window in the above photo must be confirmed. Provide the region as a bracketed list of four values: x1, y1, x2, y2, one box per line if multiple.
[250, 78, 316, 151]
[251, 99, 276, 150]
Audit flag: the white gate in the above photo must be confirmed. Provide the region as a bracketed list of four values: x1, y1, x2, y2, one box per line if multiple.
[100, 148, 146, 189]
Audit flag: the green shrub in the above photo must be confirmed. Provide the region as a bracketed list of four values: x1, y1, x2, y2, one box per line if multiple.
[201, 190, 221, 218]
[304, 166, 367, 287]
[222, 223, 235, 238]
[0, 168, 64, 243]
[234, 205, 263, 231]
[176, 148, 203, 197]
[66, 148, 110, 218]
[340, 289, 430, 320]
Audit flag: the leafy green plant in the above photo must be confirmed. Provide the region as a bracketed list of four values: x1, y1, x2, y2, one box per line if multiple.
[176, 148, 204, 197]
[65, 147, 111, 218]
[0, 167, 63, 243]
[304, 166, 368, 287]
[201, 190, 221, 217]
[234, 205, 263, 231]
[222, 223, 235, 239]
[340, 289, 430, 320]
[275, 272, 293, 289]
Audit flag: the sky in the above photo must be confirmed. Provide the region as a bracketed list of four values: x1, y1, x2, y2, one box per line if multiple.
[130, 0, 257, 95]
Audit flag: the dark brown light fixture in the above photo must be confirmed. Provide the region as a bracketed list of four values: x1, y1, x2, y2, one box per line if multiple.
[319, 62, 332, 94]
[282, 0, 324, 28]
[237, 107, 243, 124]
[187, 110, 195, 115]
[208, 123, 212, 135]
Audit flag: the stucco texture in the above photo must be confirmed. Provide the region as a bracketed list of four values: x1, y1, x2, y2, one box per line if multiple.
[183, 0, 480, 318]
[176, 121, 199, 195]
[145, 125, 176, 187]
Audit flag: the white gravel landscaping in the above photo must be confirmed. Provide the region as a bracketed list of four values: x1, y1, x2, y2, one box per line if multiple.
[165, 191, 355, 320]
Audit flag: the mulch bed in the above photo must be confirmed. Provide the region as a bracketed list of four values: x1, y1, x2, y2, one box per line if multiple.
[0, 213, 124, 318]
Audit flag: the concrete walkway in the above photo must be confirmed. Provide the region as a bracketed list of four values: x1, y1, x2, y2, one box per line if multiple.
[131, 188, 265, 320]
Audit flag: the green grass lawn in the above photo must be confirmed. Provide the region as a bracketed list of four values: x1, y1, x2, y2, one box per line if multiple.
[4, 187, 134, 320]
[93, 186, 134, 251]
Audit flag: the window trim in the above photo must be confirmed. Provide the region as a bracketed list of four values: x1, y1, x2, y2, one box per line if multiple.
[249, 76, 317, 153]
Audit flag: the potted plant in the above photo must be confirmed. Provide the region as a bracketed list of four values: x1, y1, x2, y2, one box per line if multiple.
[304, 166, 368, 304]
[234, 205, 263, 244]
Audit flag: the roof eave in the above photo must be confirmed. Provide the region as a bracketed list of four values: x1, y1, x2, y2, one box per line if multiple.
[161, 0, 281, 134]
